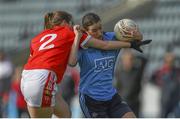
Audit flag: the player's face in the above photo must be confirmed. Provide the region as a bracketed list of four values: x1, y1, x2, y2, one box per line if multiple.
[86, 21, 103, 40]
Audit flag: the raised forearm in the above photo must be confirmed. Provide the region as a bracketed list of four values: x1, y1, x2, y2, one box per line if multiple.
[104, 41, 131, 50]
[68, 35, 80, 66]
[86, 37, 131, 50]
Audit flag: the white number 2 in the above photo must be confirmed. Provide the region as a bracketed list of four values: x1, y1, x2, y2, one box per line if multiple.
[39, 34, 57, 51]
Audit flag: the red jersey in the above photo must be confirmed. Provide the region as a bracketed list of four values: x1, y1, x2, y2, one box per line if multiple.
[24, 26, 88, 83]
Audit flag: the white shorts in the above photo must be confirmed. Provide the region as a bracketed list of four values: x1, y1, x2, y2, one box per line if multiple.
[21, 69, 57, 107]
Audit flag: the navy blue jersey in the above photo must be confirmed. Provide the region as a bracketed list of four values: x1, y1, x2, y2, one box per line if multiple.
[78, 32, 120, 101]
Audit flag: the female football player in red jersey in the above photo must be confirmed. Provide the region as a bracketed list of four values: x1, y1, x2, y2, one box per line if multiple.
[21, 10, 145, 118]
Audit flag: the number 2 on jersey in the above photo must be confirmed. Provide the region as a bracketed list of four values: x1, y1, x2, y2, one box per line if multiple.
[39, 34, 57, 51]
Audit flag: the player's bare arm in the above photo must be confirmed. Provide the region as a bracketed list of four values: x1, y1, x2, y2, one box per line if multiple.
[68, 25, 82, 66]
[84, 32, 151, 53]
[85, 37, 131, 50]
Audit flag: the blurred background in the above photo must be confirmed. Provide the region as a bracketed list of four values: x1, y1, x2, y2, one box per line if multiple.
[0, 0, 180, 118]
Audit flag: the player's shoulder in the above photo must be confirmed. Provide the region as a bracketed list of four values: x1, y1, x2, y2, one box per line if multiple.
[32, 26, 74, 41]
[103, 32, 115, 40]
[42, 26, 72, 34]
[55, 26, 72, 32]
[55, 26, 74, 37]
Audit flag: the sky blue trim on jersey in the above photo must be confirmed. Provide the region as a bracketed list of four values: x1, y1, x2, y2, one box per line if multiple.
[78, 32, 120, 101]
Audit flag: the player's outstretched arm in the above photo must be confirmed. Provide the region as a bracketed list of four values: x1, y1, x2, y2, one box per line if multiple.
[84, 30, 151, 53]
[84, 29, 143, 50]
[84, 38, 151, 53]
[84, 38, 131, 50]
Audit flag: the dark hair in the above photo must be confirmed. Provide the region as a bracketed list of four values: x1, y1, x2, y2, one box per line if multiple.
[82, 13, 101, 30]
[44, 11, 73, 29]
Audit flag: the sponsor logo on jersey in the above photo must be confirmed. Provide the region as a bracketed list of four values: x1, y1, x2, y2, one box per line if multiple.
[94, 56, 115, 72]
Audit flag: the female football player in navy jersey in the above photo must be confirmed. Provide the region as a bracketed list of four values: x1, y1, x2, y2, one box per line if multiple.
[69, 13, 151, 118]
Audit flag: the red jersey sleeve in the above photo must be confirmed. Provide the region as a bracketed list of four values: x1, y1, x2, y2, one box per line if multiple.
[79, 33, 92, 49]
